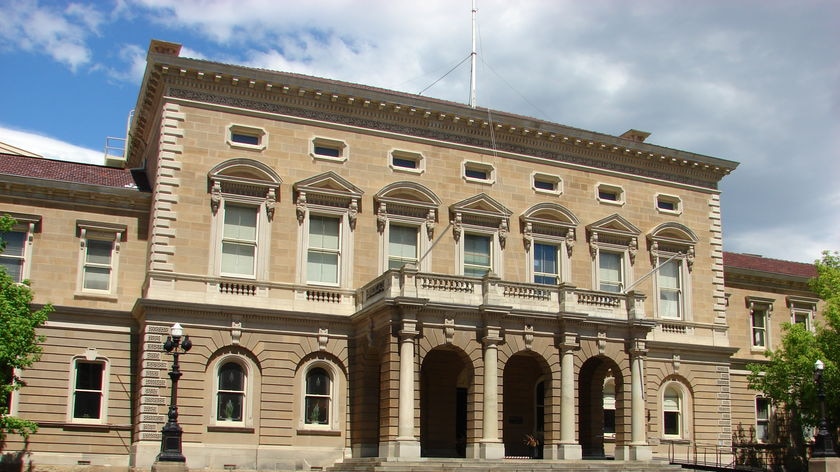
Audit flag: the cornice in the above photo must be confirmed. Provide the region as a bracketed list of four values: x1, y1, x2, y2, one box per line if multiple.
[129, 53, 739, 190]
[0, 174, 151, 215]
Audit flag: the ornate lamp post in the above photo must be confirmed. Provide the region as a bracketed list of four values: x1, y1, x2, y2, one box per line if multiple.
[813, 359, 836, 458]
[157, 323, 192, 462]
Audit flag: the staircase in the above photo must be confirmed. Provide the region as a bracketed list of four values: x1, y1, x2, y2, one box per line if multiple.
[325, 458, 684, 472]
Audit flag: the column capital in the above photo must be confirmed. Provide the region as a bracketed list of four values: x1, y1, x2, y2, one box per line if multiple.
[399, 320, 419, 340]
[628, 338, 648, 356]
[483, 326, 503, 346]
[558, 332, 579, 351]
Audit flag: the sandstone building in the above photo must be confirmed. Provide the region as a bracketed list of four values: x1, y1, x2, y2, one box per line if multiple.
[0, 40, 823, 471]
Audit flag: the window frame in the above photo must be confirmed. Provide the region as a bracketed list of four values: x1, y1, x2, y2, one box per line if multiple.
[587, 214, 641, 294]
[311, 137, 348, 163]
[521, 203, 578, 286]
[227, 124, 267, 151]
[306, 213, 343, 286]
[386, 223, 420, 270]
[75, 221, 125, 296]
[755, 396, 771, 442]
[375, 182, 440, 274]
[531, 172, 563, 196]
[655, 257, 686, 320]
[747, 297, 774, 350]
[462, 160, 496, 185]
[210, 354, 257, 428]
[451, 194, 511, 279]
[220, 203, 260, 279]
[596, 183, 625, 206]
[462, 232, 493, 278]
[603, 376, 616, 438]
[389, 149, 425, 175]
[655, 193, 683, 215]
[298, 360, 340, 432]
[788, 296, 818, 332]
[0, 214, 38, 283]
[662, 385, 682, 438]
[68, 356, 109, 425]
[648, 223, 698, 321]
[215, 359, 247, 426]
[660, 381, 691, 440]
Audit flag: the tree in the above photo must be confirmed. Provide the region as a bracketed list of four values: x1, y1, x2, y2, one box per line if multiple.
[748, 251, 840, 466]
[0, 215, 51, 442]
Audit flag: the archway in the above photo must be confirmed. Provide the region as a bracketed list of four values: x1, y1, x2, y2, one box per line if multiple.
[420, 347, 471, 457]
[579, 356, 623, 458]
[502, 353, 548, 458]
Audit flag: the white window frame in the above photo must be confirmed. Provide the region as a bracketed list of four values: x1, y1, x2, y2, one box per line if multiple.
[597, 249, 626, 293]
[648, 223, 698, 321]
[747, 297, 773, 350]
[655, 193, 682, 215]
[462, 160, 496, 185]
[211, 355, 255, 427]
[76, 221, 124, 296]
[603, 377, 616, 438]
[375, 182, 440, 273]
[208, 159, 281, 281]
[311, 137, 348, 163]
[298, 360, 340, 432]
[451, 194, 511, 279]
[531, 172, 563, 196]
[219, 203, 260, 278]
[662, 384, 682, 438]
[389, 149, 425, 175]
[587, 215, 640, 294]
[0, 214, 39, 283]
[226, 124, 267, 151]
[522, 203, 578, 286]
[462, 231, 494, 278]
[596, 183, 625, 206]
[654, 257, 691, 320]
[788, 296, 818, 332]
[755, 396, 771, 442]
[305, 213, 343, 286]
[68, 355, 109, 424]
[661, 381, 691, 440]
[386, 222, 420, 271]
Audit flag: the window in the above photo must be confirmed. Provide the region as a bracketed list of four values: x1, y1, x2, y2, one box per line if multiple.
[0, 231, 26, 282]
[464, 234, 492, 277]
[588, 214, 641, 294]
[307, 215, 341, 285]
[596, 183, 624, 205]
[227, 124, 267, 151]
[217, 362, 245, 422]
[531, 172, 562, 195]
[208, 159, 281, 281]
[658, 258, 683, 319]
[788, 296, 818, 332]
[462, 161, 495, 184]
[656, 194, 682, 214]
[221, 205, 258, 277]
[375, 182, 440, 273]
[76, 221, 125, 295]
[603, 377, 616, 437]
[305, 367, 331, 425]
[388, 224, 419, 269]
[663, 385, 682, 437]
[522, 203, 578, 286]
[294, 172, 363, 289]
[451, 194, 511, 278]
[533, 243, 559, 285]
[389, 150, 425, 174]
[311, 137, 347, 162]
[747, 297, 773, 349]
[72, 360, 105, 422]
[599, 251, 624, 293]
[756, 397, 770, 442]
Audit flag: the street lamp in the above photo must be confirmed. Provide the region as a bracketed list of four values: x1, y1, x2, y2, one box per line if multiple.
[157, 323, 192, 462]
[813, 359, 836, 458]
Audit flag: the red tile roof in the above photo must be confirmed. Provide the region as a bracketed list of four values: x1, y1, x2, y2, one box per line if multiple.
[0, 153, 139, 188]
[724, 251, 817, 279]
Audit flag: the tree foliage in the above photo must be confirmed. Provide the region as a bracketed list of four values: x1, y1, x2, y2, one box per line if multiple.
[0, 215, 51, 441]
[748, 251, 840, 463]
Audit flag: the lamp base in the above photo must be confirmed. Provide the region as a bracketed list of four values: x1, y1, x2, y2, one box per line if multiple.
[810, 456, 840, 472]
[152, 460, 189, 472]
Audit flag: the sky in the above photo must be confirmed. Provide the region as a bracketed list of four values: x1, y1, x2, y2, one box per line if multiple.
[0, 0, 837, 263]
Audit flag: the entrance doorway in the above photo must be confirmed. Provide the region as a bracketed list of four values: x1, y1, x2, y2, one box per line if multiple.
[502, 353, 547, 458]
[579, 356, 622, 458]
[420, 348, 471, 457]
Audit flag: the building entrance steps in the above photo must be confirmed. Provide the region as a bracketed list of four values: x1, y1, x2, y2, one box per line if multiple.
[325, 458, 683, 472]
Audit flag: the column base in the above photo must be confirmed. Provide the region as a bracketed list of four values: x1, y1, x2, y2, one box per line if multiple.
[553, 443, 582, 460]
[151, 461, 189, 472]
[810, 456, 840, 472]
[379, 439, 421, 459]
[614, 444, 652, 461]
[477, 440, 505, 459]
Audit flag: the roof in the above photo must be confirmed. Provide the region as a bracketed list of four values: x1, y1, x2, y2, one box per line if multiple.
[723, 251, 817, 279]
[0, 153, 143, 189]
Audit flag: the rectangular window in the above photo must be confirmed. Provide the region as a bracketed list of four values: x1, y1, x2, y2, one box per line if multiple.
[599, 252, 623, 293]
[465, 168, 488, 180]
[73, 361, 104, 421]
[388, 225, 419, 269]
[793, 310, 812, 330]
[0, 231, 26, 282]
[663, 389, 681, 437]
[221, 205, 258, 277]
[657, 199, 675, 211]
[231, 133, 260, 146]
[307, 215, 340, 284]
[464, 234, 491, 277]
[533, 243, 559, 285]
[462, 161, 495, 184]
[658, 259, 682, 319]
[756, 397, 770, 442]
[314, 146, 341, 158]
[534, 179, 555, 191]
[752, 308, 767, 348]
[83, 239, 114, 291]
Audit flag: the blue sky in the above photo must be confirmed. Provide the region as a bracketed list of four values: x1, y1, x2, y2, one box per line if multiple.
[0, 0, 838, 262]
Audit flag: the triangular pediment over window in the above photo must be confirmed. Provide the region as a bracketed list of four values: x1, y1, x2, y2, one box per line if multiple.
[587, 214, 641, 239]
[294, 171, 364, 210]
[450, 193, 512, 225]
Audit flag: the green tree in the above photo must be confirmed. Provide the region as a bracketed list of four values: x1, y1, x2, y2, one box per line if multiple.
[748, 251, 840, 465]
[0, 215, 51, 442]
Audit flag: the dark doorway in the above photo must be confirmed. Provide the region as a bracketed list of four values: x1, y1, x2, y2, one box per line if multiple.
[579, 356, 622, 459]
[503, 353, 546, 458]
[421, 348, 470, 458]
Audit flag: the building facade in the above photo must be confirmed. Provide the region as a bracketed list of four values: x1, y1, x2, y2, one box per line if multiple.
[0, 40, 823, 471]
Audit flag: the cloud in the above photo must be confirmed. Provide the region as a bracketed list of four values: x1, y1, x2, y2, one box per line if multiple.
[0, 126, 103, 165]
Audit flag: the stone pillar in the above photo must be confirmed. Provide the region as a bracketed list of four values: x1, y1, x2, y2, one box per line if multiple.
[479, 327, 504, 459]
[618, 340, 652, 461]
[556, 335, 582, 460]
[391, 320, 421, 458]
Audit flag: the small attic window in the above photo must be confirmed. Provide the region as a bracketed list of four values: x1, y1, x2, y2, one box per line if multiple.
[656, 194, 682, 214]
[597, 184, 624, 205]
[311, 137, 348, 162]
[532, 172, 562, 195]
[463, 161, 495, 184]
[389, 150, 425, 174]
[227, 125, 267, 151]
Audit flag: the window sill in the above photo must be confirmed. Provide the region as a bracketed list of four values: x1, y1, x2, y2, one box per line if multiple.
[661, 437, 690, 444]
[751, 347, 768, 354]
[297, 428, 341, 436]
[208, 425, 255, 433]
[74, 292, 119, 302]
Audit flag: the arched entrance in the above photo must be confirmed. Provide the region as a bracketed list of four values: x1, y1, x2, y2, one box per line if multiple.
[579, 356, 623, 458]
[420, 347, 472, 457]
[502, 353, 548, 458]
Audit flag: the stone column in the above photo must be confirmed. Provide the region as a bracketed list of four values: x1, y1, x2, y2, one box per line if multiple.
[387, 320, 421, 458]
[618, 340, 652, 461]
[556, 334, 582, 460]
[479, 327, 504, 459]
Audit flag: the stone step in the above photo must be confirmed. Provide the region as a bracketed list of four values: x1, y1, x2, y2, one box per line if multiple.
[325, 458, 684, 472]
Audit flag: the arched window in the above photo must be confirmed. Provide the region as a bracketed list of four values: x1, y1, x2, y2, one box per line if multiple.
[217, 361, 246, 422]
[663, 385, 682, 438]
[603, 377, 616, 437]
[305, 367, 331, 425]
